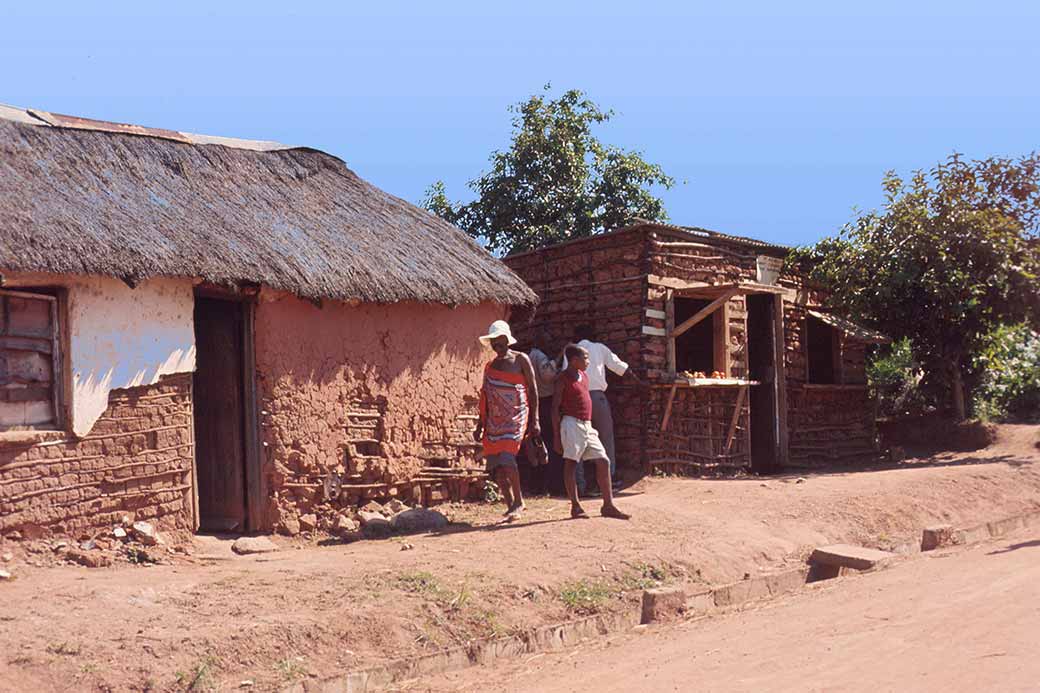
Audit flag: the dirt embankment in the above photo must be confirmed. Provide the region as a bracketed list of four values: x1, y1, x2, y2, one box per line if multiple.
[0, 425, 1037, 693]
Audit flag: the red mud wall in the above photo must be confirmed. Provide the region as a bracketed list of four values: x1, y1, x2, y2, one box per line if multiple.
[0, 374, 194, 540]
[253, 293, 505, 531]
[783, 300, 877, 467]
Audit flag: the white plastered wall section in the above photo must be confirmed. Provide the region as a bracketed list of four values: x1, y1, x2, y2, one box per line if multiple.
[3, 273, 196, 436]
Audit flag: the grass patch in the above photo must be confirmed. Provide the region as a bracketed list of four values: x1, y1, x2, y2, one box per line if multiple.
[559, 579, 616, 615]
[174, 656, 218, 692]
[275, 656, 307, 682]
[397, 571, 442, 596]
[46, 641, 82, 656]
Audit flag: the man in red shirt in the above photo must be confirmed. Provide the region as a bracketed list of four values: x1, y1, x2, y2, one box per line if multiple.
[552, 344, 631, 520]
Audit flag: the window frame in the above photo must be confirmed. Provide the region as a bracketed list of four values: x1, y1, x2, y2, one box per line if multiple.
[0, 287, 69, 432]
[804, 313, 842, 385]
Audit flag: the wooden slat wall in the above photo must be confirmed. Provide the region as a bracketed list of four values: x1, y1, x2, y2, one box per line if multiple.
[0, 291, 58, 429]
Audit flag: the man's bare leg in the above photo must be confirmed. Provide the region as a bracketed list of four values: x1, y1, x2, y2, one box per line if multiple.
[593, 458, 630, 520]
[564, 460, 588, 518]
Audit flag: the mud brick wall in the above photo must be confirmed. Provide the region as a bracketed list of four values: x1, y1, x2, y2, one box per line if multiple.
[783, 299, 877, 467]
[0, 373, 194, 540]
[253, 292, 504, 531]
[506, 229, 649, 472]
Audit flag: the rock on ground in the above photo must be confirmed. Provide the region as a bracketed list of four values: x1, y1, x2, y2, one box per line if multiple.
[131, 522, 161, 546]
[231, 537, 279, 555]
[299, 514, 318, 532]
[66, 549, 112, 568]
[391, 508, 449, 532]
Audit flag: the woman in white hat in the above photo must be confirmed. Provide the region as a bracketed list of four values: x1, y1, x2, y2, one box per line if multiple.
[474, 320, 540, 521]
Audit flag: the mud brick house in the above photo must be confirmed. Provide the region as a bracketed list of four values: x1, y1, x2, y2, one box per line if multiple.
[504, 220, 886, 477]
[0, 104, 536, 540]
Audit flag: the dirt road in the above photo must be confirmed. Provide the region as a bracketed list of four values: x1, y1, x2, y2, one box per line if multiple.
[423, 532, 1040, 692]
[0, 425, 1036, 691]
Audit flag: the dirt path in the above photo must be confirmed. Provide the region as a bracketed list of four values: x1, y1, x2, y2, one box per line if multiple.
[421, 529, 1040, 692]
[0, 425, 1037, 692]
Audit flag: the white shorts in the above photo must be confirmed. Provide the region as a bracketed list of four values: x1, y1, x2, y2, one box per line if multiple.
[560, 416, 609, 462]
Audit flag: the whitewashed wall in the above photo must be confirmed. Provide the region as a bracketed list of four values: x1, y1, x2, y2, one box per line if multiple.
[3, 273, 196, 436]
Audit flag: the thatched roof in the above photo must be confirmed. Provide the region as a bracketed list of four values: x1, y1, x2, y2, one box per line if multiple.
[0, 105, 536, 307]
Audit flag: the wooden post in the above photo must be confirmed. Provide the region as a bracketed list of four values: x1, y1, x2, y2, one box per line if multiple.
[665, 290, 676, 378]
[660, 382, 679, 432]
[713, 301, 731, 376]
[773, 295, 789, 467]
[724, 386, 747, 454]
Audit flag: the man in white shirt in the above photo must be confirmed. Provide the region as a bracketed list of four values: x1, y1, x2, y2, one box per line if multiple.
[565, 326, 645, 493]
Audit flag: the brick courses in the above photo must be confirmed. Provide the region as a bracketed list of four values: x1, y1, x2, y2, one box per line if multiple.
[0, 373, 194, 540]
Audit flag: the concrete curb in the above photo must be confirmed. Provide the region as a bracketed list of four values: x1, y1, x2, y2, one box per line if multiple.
[283, 507, 1040, 693]
[952, 509, 1040, 547]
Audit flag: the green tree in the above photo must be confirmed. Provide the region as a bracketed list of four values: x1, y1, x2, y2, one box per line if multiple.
[423, 87, 674, 255]
[792, 153, 1040, 420]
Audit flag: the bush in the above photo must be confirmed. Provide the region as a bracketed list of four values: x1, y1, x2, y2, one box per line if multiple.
[972, 324, 1040, 422]
[868, 338, 932, 417]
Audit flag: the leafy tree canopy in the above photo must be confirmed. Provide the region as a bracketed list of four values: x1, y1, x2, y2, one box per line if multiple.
[790, 153, 1040, 419]
[423, 86, 674, 256]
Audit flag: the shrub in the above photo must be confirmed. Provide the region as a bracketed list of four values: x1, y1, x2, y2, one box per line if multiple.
[972, 324, 1040, 422]
[868, 338, 932, 417]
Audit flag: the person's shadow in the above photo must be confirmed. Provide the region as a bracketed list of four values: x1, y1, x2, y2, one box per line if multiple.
[987, 539, 1040, 555]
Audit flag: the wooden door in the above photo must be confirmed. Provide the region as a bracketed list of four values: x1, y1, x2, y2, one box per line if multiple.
[193, 297, 247, 531]
[747, 294, 779, 473]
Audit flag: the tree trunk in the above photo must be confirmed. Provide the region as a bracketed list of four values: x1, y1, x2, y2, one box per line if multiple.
[951, 363, 967, 421]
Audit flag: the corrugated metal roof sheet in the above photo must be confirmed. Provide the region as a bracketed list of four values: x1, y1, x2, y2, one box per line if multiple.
[809, 310, 890, 344]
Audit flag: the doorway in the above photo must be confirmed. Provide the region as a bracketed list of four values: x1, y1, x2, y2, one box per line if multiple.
[193, 296, 249, 532]
[746, 294, 780, 473]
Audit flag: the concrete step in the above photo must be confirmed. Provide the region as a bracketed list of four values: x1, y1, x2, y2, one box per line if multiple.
[810, 544, 897, 572]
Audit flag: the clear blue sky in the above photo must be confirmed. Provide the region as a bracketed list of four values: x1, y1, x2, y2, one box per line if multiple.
[4, 1, 1037, 247]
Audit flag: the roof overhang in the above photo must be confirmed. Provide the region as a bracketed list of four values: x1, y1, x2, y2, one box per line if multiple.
[808, 310, 890, 344]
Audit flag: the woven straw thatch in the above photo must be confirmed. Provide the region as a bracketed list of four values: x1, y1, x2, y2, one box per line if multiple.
[0, 108, 536, 307]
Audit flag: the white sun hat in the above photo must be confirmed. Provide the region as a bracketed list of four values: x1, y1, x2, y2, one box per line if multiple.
[478, 320, 517, 346]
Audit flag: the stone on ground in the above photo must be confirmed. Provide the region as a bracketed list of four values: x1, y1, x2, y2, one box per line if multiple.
[0, 568, 11, 580]
[67, 548, 112, 568]
[385, 498, 407, 515]
[810, 544, 897, 571]
[921, 525, 955, 551]
[640, 586, 687, 624]
[332, 514, 360, 536]
[359, 511, 392, 538]
[131, 521, 161, 546]
[298, 514, 318, 532]
[231, 537, 279, 555]
[360, 501, 385, 516]
[280, 516, 301, 536]
[391, 508, 449, 532]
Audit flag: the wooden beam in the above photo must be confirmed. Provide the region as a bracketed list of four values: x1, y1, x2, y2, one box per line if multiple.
[673, 289, 738, 338]
[660, 382, 679, 432]
[723, 385, 747, 454]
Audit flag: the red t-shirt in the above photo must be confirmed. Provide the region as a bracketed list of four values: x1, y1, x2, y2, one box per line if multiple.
[558, 369, 593, 421]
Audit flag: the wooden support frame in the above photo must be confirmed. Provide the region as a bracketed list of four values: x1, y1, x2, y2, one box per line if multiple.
[665, 290, 676, 377]
[723, 385, 747, 454]
[660, 381, 679, 432]
[673, 288, 738, 338]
